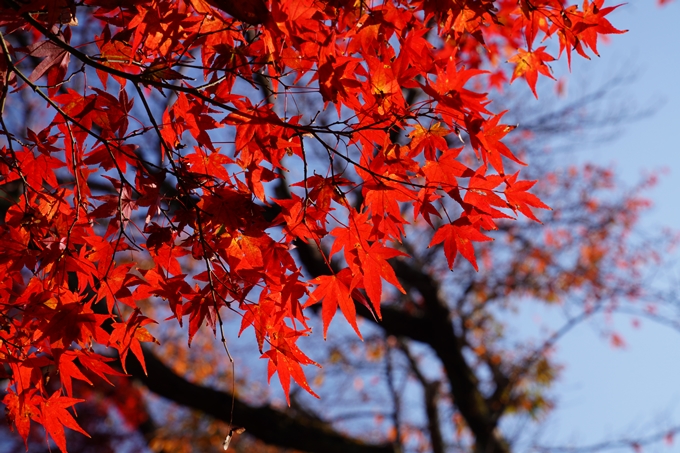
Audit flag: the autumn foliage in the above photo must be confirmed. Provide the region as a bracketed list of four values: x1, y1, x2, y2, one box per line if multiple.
[0, 0, 629, 451]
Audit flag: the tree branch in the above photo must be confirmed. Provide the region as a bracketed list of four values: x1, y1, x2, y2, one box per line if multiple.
[397, 339, 445, 453]
[125, 348, 396, 453]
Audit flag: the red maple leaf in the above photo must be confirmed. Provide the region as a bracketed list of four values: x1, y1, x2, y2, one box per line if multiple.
[504, 172, 551, 222]
[263, 325, 319, 405]
[306, 268, 363, 339]
[429, 219, 493, 271]
[39, 391, 90, 453]
[509, 47, 556, 98]
[108, 309, 159, 374]
[356, 242, 407, 318]
[24, 34, 71, 96]
[572, 0, 627, 57]
[2, 388, 40, 448]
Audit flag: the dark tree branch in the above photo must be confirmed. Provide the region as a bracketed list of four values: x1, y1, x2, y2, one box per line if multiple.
[385, 341, 404, 453]
[125, 348, 396, 453]
[397, 339, 445, 453]
[391, 259, 510, 453]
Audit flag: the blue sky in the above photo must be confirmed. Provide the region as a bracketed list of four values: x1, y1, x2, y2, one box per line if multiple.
[529, 1, 680, 450]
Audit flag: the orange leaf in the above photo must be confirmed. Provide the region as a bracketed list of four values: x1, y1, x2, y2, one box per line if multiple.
[509, 47, 556, 98]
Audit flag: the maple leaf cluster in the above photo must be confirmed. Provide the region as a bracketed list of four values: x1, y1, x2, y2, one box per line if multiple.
[0, 0, 625, 450]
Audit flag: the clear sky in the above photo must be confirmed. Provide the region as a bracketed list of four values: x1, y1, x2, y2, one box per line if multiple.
[528, 1, 680, 450]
